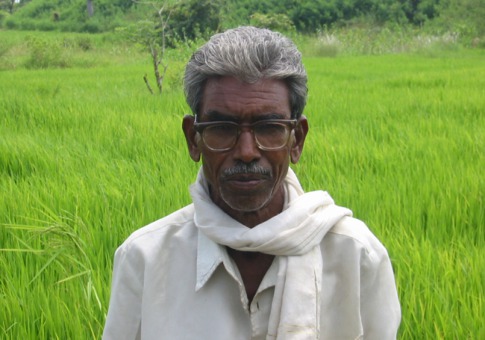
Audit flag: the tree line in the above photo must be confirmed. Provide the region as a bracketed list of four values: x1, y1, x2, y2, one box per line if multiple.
[0, 0, 483, 39]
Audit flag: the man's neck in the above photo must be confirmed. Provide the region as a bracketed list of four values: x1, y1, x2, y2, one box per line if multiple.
[227, 247, 275, 304]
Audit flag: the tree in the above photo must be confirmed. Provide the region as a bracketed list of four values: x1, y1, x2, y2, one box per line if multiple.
[121, 2, 172, 95]
[0, 0, 16, 14]
[249, 12, 295, 33]
[165, 0, 221, 42]
[87, 0, 94, 17]
[146, 4, 170, 95]
[437, 0, 485, 39]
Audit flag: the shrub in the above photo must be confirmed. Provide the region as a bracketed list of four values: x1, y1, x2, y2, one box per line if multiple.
[5, 16, 18, 29]
[249, 13, 295, 33]
[76, 36, 93, 51]
[81, 22, 102, 33]
[0, 9, 9, 27]
[24, 36, 69, 69]
[311, 31, 341, 57]
[35, 19, 57, 31]
[0, 39, 12, 58]
[166, 0, 221, 43]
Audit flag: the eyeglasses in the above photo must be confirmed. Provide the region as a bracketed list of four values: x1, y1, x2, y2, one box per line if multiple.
[194, 118, 297, 152]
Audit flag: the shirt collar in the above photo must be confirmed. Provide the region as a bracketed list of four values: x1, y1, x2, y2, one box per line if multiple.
[196, 229, 279, 293]
[196, 231, 224, 291]
[196, 230, 249, 291]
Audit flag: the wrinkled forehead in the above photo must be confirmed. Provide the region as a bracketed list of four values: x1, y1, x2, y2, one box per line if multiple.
[199, 77, 291, 121]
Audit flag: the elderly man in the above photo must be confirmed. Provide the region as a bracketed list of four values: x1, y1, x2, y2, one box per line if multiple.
[103, 26, 401, 339]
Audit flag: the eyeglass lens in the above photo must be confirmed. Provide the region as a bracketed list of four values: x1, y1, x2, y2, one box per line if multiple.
[202, 122, 291, 151]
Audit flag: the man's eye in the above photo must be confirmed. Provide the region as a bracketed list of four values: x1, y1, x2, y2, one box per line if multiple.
[257, 124, 286, 135]
[207, 124, 237, 135]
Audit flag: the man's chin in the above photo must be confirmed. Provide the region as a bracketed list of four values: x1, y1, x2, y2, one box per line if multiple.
[220, 192, 272, 213]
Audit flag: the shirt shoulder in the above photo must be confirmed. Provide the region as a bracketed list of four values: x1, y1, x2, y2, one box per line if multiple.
[118, 204, 196, 255]
[325, 216, 389, 261]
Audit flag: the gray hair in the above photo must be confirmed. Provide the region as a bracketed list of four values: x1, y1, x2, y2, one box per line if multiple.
[184, 26, 307, 119]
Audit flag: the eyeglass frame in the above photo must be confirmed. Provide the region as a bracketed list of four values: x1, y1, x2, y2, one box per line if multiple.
[193, 116, 298, 152]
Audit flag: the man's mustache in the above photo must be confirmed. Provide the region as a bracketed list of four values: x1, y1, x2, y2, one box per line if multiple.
[222, 163, 272, 178]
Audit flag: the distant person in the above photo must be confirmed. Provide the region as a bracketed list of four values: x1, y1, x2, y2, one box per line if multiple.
[103, 26, 401, 339]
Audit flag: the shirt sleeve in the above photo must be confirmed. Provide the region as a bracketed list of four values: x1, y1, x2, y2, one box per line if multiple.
[103, 243, 144, 340]
[360, 240, 401, 339]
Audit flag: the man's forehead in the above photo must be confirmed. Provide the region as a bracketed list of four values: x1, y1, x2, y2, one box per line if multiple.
[201, 110, 287, 122]
[200, 76, 291, 118]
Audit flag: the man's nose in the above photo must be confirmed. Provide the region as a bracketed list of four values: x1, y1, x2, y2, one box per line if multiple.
[232, 130, 261, 163]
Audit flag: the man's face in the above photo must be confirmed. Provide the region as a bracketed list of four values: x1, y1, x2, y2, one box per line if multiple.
[183, 76, 307, 217]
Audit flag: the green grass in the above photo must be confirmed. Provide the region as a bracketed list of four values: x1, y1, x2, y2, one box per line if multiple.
[1, 30, 484, 339]
[300, 53, 484, 338]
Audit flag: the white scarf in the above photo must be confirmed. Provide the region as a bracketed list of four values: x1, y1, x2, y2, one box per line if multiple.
[190, 167, 352, 339]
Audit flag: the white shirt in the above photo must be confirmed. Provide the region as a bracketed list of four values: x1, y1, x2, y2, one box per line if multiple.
[103, 204, 401, 339]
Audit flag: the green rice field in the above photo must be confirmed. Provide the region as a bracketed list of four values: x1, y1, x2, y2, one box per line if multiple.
[1, 31, 484, 339]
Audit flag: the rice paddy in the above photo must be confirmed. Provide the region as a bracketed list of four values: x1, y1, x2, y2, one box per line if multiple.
[1, 30, 484, 339]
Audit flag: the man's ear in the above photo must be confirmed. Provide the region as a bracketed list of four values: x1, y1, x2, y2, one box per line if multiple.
[290, 115, 309, 164]
[182, 115, 201, 162]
